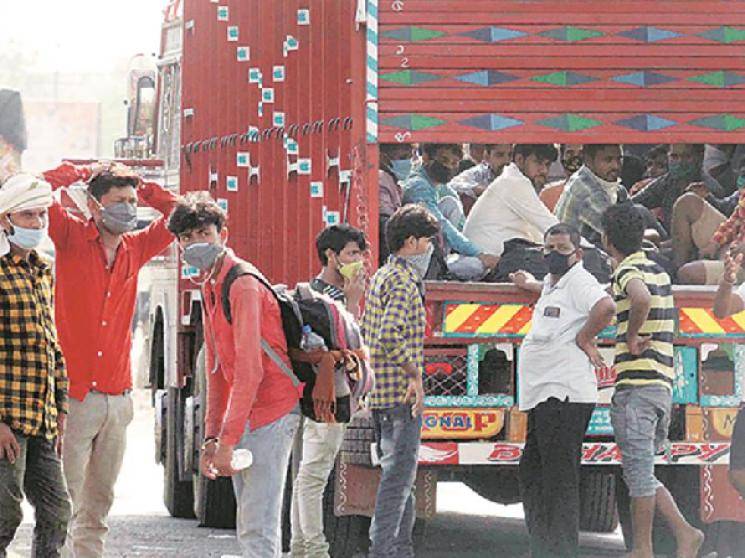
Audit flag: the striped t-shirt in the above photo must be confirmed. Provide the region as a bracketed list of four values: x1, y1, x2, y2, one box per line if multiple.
[612, 251, 675, 389]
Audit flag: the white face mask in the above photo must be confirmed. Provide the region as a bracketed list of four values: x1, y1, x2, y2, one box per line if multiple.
[402, 242, 434, 280]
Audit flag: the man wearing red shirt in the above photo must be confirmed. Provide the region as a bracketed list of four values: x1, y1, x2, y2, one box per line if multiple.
[168, 193, 299, 557]
[42, 162, 177, 558]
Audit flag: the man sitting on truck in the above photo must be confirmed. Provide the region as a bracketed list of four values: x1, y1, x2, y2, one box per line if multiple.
[539, 144, 583, 213]
[379, 143, 414, 264]
[449, 143, 512, 215]
[510, 223, 616, 558]
[601, 203, 704, 558]
[169, 193, 300, 557]
[463, 144, 559, 257]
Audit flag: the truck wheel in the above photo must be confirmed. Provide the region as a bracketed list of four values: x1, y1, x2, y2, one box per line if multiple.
[579, 469, 619, 533]
[339, 412, 376, 467]
[164, 387, 196, 518]
[463, 468, 522, 505]
[192, 345, 236, 528]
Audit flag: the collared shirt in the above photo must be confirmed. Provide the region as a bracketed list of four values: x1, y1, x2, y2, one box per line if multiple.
[449, 162, 496, 198]
[0, 251, 67, 439]
[612, 251, 675, 390]
[463, 163, 558, 256]
[362, 256, 426, 410]
[518, 263, 609, 411]
[43, 163, 177, 401]
[555, 166, 629, 246]
[202, 250, 298, 445]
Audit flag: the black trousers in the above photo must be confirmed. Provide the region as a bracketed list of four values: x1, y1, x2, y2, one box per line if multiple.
[519, 398, 595, 558]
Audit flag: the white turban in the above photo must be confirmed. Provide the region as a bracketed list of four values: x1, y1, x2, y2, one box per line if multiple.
[0, 173, 53, 256]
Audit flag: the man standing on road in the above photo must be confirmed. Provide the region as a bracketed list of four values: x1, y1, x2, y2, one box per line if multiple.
[41, 162, 178, 558]
[0, 174, 71, 558]
[601, 203, 704, 558]
[169, 193, 300, 557]
[362, 204, 439, 558]
[510, 223, 616, 558]
[290, 224, 367, 558]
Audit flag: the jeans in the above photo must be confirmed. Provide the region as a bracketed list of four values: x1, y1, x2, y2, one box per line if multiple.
[519, 398, 595, 558]
[62, 392, 133, 558]
[611, 385, 672, 498]
[369, 404, 422, 558]
[290, 420, 347, 558]
[0, 432, 71, 558]
[232, 412, 300, 558]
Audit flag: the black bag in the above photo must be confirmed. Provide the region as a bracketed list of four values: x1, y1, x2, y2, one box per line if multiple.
[485, 238, 548, 283]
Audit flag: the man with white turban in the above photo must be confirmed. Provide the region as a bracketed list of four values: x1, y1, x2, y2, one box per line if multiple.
[0, 173, 72, 557]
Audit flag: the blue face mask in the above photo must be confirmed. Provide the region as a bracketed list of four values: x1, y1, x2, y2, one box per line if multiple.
[8, 223, 48, 250]
[389, 159, 413, 182]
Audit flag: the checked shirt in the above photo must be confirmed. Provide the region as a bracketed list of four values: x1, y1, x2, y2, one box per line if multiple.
[0, 251, 67, 439]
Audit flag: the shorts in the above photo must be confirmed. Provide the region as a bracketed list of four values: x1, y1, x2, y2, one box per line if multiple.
[611, 385, 672, 498]
[731, 405, 745, 471]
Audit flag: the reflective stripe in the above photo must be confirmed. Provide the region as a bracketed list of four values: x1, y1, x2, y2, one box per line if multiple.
[261, 339, 299, 387]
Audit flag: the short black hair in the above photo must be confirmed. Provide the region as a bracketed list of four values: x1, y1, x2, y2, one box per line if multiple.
[645, 144, 669, 162]
[167, 191, 227, 236]
[512, 144, 558, 163]
[386, 204, 440, 253]
[88, 172, 138, 201]
[583, 144, 621, 161]
[601, 203, 645, 256]
[315, 224, 368, 266]
[420, 143, 463, 159]
[560, 143, 582, 156]
[484, 144, 512, 154]
[545, 223, 582, 249]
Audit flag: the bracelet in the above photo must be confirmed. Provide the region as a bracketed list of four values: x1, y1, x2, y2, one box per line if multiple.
[201, 437, 218, 451]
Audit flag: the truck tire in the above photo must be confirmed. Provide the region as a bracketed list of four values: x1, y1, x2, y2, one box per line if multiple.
[579, 469, 619, 533]
[164, 387, 196, 518]
[192, 345, 236, 528]
[463, 468, 522, 505]
[339, 412, 375, 467]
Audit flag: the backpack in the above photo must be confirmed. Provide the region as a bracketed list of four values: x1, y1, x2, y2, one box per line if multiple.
[220, 262, 374, 423]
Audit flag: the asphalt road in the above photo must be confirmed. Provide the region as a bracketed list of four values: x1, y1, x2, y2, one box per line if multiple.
[7, 390, 627, 557]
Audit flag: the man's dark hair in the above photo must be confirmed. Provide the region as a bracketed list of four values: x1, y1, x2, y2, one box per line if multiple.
[315, 224, 368, 266]
[88, 172, 138, 201]
[484, 144, 513, 154]
[582, 144, 621, 161]
[420, 143, 463, 160]
[512, 144, 558, 163]
[646, 144, 669, 162]
[386, 204, 440, 253]
[545, 223, 582, 249]
[560, 143, 582, 156]
[167, 191, 227, 236]
[601, 203, 645, 256]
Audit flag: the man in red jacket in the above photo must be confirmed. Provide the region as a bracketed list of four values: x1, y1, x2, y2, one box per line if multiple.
[168, 193, 300, 557]
[42, 162, 178, 558]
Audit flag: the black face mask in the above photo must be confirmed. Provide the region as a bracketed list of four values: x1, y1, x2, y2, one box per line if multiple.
[427, 160, 454, 184]
[563, 155, 583, 174]
[544, 250, 576, 276]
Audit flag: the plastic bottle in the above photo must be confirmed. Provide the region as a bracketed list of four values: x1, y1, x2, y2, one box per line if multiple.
[300, 324, 327, 352]
[231, 449, 253, 470]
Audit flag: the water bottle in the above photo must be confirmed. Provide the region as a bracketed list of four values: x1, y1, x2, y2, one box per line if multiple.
[231, 449, 253, 470]
[301, 324, 327, 352]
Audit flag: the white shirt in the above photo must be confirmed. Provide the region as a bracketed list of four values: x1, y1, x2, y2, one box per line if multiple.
[463, 163, 558, 256]
[518, 263, 610, 411]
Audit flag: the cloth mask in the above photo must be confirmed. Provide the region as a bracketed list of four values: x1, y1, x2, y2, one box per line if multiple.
[7, 222, 47, 250]
[183, 242, 224, 271]
[668, 161, 699, 183]
[402, 242, 434, 280]
[544, 250, 576, 276]
[102, 202, 138, 234]
[390, 159, 413, 183]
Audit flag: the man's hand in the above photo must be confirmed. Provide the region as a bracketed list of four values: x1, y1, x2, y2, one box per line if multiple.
[404, 377, 425, 417]
[478, 253, 500, 272]
[576, 334, 607, 370]
[199, 441, 218, 480]
[509, 270, 536, 290]
[700, 241, 720, 260]
[723, 246, 745, 284]
[55, 413, 66, 458]
[0, 423, 20, 464]
[212, 443, 239, 477]
[686, 182, 709, 198]
[627, 334, 652, 356]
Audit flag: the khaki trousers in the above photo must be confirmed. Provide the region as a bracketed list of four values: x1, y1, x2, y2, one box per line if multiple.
[62, 392, 133, 558]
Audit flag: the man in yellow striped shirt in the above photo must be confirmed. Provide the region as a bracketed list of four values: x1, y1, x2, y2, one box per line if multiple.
[602, 203, 703, 558]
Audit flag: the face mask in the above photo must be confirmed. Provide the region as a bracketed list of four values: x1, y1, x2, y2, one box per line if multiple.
[668, 161, 698, 182]
[183, 242, 224, 271]
[7, 223, 48, 250]
[544, 250, 576, 276]
[427, 160, 455, 184]
[339, 260, 364, 280]
[737, 175, 745, 190]
[389, 159, 413, 182]
[101, 202, 138, 234]
[403, 242, 434, 280]
[563, 155, 582, 174]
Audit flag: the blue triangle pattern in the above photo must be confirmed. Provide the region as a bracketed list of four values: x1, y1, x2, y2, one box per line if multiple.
[616, 114, 677, 131]
[455, 70, 519, 86]
[612, 71, 677, 87]
[461, 27, 527, 42]
[460, 114, 523, 131]
[619, 26, 681, 42]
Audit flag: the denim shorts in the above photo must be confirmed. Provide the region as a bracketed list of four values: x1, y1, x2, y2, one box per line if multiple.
[611, 385, 672, 498]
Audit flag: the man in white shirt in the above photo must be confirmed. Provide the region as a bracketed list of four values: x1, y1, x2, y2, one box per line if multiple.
[463, 144, 559, 256]
[511, 223, 616, 558]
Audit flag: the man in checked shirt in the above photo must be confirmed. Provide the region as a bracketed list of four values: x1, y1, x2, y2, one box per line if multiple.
[362, 204, 439, 558]
[0, 174, 71, 557]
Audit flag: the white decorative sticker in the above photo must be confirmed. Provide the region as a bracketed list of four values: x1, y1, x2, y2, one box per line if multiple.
[325, 211, 340, 225]
[249, 68, 262, 83]
[217, 6, 228, 21]
[297, 9, 310, 25]
[273, 112, 286, 127]
[262, 88, 275, 103]
[286, 35, 299, 51]
[287, 139, 299, 155]
[298, 158, 312, 175]
[273, 66, 286, 82]
[217, 199, 229, 213]
[237, 152, 250, 167]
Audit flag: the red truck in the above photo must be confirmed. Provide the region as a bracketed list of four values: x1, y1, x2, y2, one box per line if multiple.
[138, 1, 745, 556]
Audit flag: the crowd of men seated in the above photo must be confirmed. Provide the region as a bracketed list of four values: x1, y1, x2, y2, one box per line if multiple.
[378, 142, 745, 285]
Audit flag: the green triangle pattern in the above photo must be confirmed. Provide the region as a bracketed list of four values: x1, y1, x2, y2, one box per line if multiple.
[689, 71, 728, 87]
[692, 114, 745, 131]
[566, 26, 604, 42]
[380, 70, 441, 85]
[533, 72, 570, 86]
[411, 27, 446, 41]
[723, 27, 745, 43]
[409, 115, 446, 130]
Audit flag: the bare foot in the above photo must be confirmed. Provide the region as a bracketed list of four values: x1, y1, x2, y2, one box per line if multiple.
[677, 527, 704, 558]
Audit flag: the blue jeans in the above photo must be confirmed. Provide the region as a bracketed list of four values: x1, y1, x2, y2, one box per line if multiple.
[369, 404, 422, 558]
[232, 412, 300, 558]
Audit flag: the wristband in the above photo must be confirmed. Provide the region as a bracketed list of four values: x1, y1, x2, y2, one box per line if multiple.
[201, 437, 218, 451]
